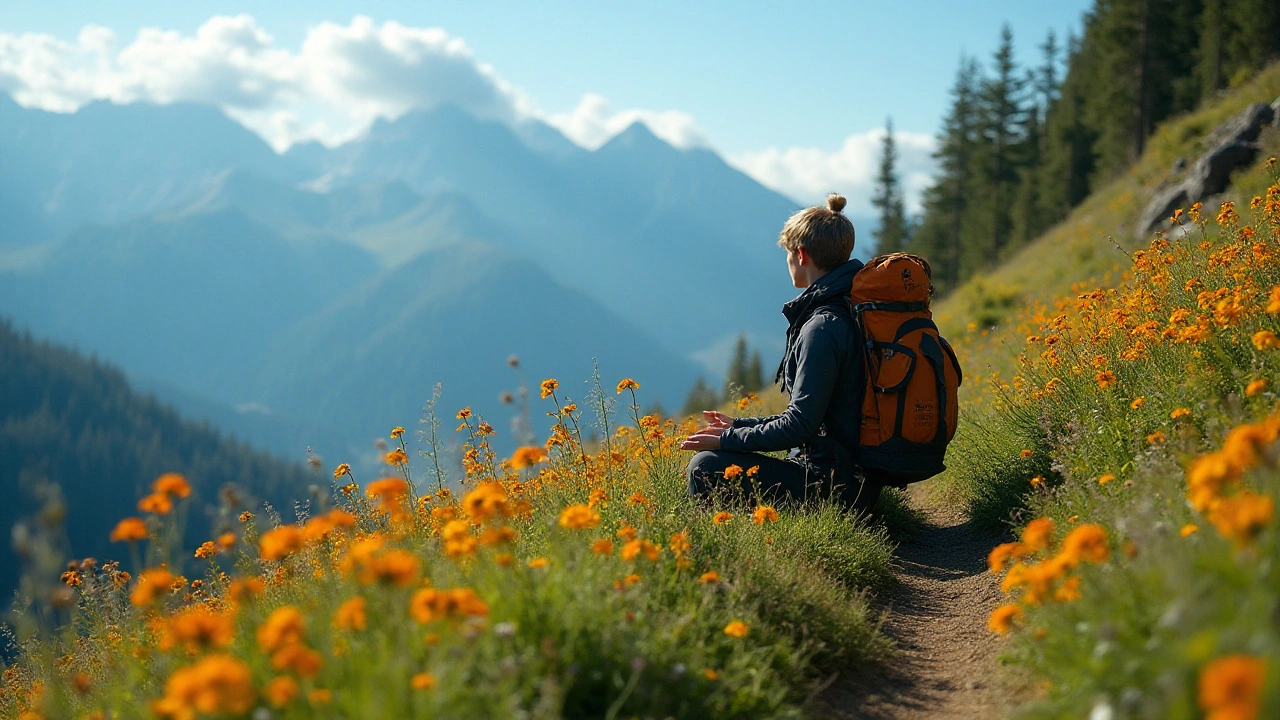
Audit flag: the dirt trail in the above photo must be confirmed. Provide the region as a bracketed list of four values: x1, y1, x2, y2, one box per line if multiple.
[815, 495, 1014, 719]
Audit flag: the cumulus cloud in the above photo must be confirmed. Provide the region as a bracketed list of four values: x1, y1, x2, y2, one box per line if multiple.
[546, 93, 709, 150]
[0, 15, 533, 150]
[728, 129, 937, 215]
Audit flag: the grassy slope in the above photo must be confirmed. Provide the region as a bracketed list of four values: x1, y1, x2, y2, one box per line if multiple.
[928, 61, 1280, 719]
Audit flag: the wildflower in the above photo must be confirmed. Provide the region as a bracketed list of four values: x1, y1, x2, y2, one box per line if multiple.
[1059, 524, 1109, 566]
[308, 689, 332, 705]
[987, 604, 1021, 635]
[411, 673, 436, 691]
[150, 654, 254, 718]
[1252, 330, 1280, 351]
[239, 511, 253, 523]
[272, 644, 322, 677]
[987, 542, 1022, 574]
[627, 491, 649, 505]
[138, 492, 174, 515]
[110, 517, 148, 543]
[540, 379, 559, 398]
[704, 669, 720, 681]
[257, 607, 306, 653]
[1207, 491, 1275, 545]
[259, 526, 304, 561]
[617, 525, 638, 542]
[1095, 370, 1117, 388]
[723, 465, 744, 480]
[1098, 474, 1115, 485]
[616, 378, 640, 393]
[227, 577, 264, 604]
[1198, 655, 1266, 720]
[384, 448, 408, 466]
[1053, 576, 1082, 602]
[588, 488, 607, 507]
[409, 587, 489, 624]
[477, 421, 495, 436]
[130, 567, 176, 607]
[527, 557, 549, 569]
[752, 505, 779, 525]
[1020, 449, 1033, 458]
[217, 532, 236, 549]
[712, 511, 733, 524]
[699, 571, 720, 584]
[494, 553, 515, 566]
[1020, 518, 1054, 553]
[1171, 407, 1191, 420]
[194, 541, 219, 559]
[1130, 397, 1145, 409]
[478, 526, 517, 546]
[266, 676, 299, 708]
[456, 407, 472, 420]
[723, 621, 749, 638]
[441, 520, 478, 558]
[60, 569, 80, 586]
[747, 466, 759, 477]
[1180, 524, 1199, 537]
[390, 426, 404, 439]
[334, 597, 367, 632]
[591, 539, 613, 556]
[614, 573, 641, 589]
[621, 539, 660, 562]
[159, 607, 236, 652]
[1246, 379, 1268, 397]
[510, 445, 548, 469]
[556, 504, 599, 530]
[1267, 286, 1280, 314]
[364, 549, 421, 587]
[670, 530, 691, 558]
[1146, 431, 1166, 445]
[461, 482, 509, 521]
[1030, 475, 1045, 488]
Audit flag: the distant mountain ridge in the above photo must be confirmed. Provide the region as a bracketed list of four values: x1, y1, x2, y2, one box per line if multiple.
[0, 95, 805, 465]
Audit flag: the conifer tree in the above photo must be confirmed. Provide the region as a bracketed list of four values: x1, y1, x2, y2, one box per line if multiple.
[724, 334, 763, 398]
[976, 25, 1028, 264]
[872, 117, 909, 256]
[681, 377, 720, 416]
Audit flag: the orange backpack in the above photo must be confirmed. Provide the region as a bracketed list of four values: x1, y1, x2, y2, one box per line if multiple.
[850, 253, 962, 484]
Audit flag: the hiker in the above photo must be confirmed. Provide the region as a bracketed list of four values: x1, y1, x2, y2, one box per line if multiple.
[681, 193, 882, 514]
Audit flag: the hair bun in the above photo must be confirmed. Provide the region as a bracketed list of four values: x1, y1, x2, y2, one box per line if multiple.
[826, 193, 847, 213]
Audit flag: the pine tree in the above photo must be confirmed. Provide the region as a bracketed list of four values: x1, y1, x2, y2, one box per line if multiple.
[976, 25, 1029, 264]
[747, 350, 764, 393]
[723, 334, 764, 398]
[682, 377, 720, 416]
[872, 117, 909, 256]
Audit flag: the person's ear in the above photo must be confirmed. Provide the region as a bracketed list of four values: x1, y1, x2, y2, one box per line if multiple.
[796, 247, 810, 266]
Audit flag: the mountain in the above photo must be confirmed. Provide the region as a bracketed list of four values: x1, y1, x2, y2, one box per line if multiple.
[0, 319, 314, 597]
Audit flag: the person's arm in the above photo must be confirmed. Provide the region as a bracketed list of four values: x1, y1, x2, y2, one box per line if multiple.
[730, 414, 778, 429]
[720, 315, 840, 453]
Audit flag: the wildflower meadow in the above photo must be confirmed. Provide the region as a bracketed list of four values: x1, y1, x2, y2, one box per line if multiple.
[0, 380, 895, 719]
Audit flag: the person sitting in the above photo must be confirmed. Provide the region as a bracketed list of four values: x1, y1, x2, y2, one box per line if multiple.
[680, 193, 880, 514]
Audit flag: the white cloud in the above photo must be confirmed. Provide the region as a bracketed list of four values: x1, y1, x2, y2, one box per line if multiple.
[728, 129, 936, 215]
[546, 92, 709, 150]
[0, 15, 533, 151]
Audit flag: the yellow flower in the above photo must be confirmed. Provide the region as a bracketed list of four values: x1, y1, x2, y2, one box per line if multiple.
[158, 606, 236, 652]
[752, 505, 779, 525]
[1029, 475, 1045, 487]
[620, 539, 660, 562]
[150, 654, 255, 718]
[510, 445, 549, 469]
[257, 606, 306, 653]
[1095, 370, 1117, 388]
[456, 407, 472, 420]
[712, 511, 733, 524]
[704, 669, 720, 681]
[1059, 524, 1109, 566]
[1198, 655, 1266, 720]
[616, 378, 640, 393]
[334, 597, 367, 632]
[152, 473, 191, 499]
[384, 448, 408, 466]
[747, 466, 759, 477]
[628, 491, 649, 506]
[1180, 523, 1199, 537]
[1246, 379, 1268, 397]
[1207, 491, 1275, 546]
[258, 526, 303, 562]
[540, 378, 559, 398]
[699, 571, 720, 584]
[266, 675, 300, 708]
[1130, 397, 1145, 409]
[723, 621, 749, 638]
[194, 541, 219, 559]
[138, 492, 174, 515]
[1252, 330, 1280, 351]
[723, 465, 744, 480]
[1146, 431, 1166, 445]
[987, 542, 1022, 574]
[110, 517, 148, 543]
[527, 557, 550, 569]
[557, 504, 600, 530]
[987, 604, 1021, 635]
[1098, 474, 1115, 485]
[1019, 449, 1033, 458]
[462, 482, 510, 522]
[1053, 576, 1082, 602]
[308, 689, 332, 705]
[390, 426, 404, 439]
[1171, 407, 1191, 420]
[1019, 518, 1054, 553]
[1266, 286, 1280, 314]
[411, 673, 437, 691]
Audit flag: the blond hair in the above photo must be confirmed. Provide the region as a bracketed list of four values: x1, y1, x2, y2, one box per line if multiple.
[777, 193, 855, 270]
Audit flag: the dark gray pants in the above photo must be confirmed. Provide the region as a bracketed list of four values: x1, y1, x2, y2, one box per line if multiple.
[686, 450, 882, 515]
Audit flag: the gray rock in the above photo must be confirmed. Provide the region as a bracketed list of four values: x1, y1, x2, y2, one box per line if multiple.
[1203, 102, 1274, 149]
[1137, 183, 1190, 238]
[1186, 141, 1260, 200]
[1272, 96, 1280, 127]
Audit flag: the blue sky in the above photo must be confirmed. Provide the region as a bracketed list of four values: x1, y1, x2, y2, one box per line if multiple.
[0, 1, 1090, 210]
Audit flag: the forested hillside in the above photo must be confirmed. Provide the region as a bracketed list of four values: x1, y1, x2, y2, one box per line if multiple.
[904, 0, 1280, 292]
[0, 320, 313, 597]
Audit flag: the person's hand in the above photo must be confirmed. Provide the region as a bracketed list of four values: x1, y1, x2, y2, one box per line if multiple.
[702, 410, 733, 430]
[680, 427, 723, 451]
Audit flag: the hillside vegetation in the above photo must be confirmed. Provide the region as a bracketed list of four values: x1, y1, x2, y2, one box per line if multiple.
[0, 382, 896, 719]
[932, 59, 1280, 718]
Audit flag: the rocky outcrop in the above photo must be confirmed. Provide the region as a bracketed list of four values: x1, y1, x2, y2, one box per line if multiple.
[1136, 100, 1277, 239]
